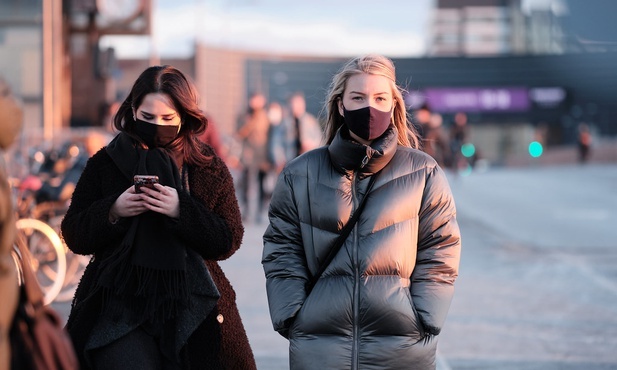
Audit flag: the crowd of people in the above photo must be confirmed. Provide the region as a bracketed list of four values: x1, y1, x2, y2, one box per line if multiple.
[231, 91, 323, 223]
[412, 104, 479, 174]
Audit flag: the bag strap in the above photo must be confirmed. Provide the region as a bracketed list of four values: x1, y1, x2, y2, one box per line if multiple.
[13, 232, 46, 307]
[307, 173, 379, 292]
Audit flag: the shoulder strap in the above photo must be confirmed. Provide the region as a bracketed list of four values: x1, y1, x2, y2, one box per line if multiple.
[14, 232, 46, 307]
[307, 173, 379, 293]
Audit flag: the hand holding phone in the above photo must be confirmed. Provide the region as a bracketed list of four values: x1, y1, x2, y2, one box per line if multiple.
[133, 175, 159, 193]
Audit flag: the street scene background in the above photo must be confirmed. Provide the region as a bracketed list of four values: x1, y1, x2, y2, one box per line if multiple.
[2, 0, 616, 369]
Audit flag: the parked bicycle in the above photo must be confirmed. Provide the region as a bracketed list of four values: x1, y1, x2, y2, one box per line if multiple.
[15, 217, 66, 305]
[9, 139, 92, 304]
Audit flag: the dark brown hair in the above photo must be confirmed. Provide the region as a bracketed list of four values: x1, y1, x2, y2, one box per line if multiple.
[113, 65, 210, 165]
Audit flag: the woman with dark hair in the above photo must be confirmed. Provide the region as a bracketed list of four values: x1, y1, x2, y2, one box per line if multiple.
[263, 55, 461, 369]
[61, 65, 256, 369]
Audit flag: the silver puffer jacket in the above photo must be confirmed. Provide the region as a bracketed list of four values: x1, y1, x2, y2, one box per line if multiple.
[263, 126, 461, 370]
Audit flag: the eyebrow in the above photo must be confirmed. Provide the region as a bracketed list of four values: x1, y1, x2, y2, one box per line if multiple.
[349, 91, 390, 96]
[140, 111, 177, 118]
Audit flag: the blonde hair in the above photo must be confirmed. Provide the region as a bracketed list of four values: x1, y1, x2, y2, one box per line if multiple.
[322, 54, 419, 148]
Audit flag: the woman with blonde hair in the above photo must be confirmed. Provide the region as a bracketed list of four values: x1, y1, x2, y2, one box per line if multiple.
[263, 54, 461, 369]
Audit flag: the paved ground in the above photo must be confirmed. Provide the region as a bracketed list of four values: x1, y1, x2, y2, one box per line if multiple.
[54, 162, 617, 369]
[438, 163, 617, 370]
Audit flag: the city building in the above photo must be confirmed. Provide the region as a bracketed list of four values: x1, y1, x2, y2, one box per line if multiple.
[430, 0, 530, 56]
[1, 0, 614, 166]
[0, 0, 151, 145]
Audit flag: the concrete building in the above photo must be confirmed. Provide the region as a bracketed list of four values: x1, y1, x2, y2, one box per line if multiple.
[430, 0, 529, 56]
[0, 0, 151, 148]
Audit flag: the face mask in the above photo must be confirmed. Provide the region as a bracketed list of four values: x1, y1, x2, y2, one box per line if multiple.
[343, 105, 391, 141]
[133, 118, 179, 148]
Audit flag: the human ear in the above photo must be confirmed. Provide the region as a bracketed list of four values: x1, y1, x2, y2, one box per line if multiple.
[337, 98, 344, 116]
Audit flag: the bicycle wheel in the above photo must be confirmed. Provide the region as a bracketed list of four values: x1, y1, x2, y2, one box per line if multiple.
[45, 213, 90, 303]
[16, 218, 66, 305]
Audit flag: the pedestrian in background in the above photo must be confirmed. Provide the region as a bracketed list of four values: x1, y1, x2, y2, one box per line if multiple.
[263, 54, 461, 370]
[449, 111, 470, 172]
[197, 112, 225, 159]
[61, 65, 256, 369]
[236, 92, 271, 223]
[413, 102, 432, 148]
[423, 112, 450, 168]
[266, 101, 288, 174]
[577, 122, 592, 163]
[267, 93, 323, 175]
[287, 92, 323, 158]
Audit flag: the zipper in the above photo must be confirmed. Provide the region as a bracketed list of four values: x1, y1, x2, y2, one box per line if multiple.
[351, 171, 360, 370]
[351, 154, 369, 369]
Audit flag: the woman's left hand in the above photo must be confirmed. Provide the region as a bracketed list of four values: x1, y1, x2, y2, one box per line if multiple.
[139, 183, 180, 218]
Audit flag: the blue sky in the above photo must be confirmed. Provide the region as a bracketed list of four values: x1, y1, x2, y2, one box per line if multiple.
[102, 0, 556, 59]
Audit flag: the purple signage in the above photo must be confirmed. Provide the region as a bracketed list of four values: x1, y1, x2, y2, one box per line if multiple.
[424, 87, 530, 113]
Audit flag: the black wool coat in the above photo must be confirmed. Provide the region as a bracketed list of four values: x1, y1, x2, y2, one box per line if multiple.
[61, 141, 256, 369]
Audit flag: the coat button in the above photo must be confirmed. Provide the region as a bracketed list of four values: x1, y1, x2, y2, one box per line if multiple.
[217, 314, 224, 323]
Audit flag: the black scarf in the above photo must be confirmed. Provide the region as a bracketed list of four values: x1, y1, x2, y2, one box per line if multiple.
[97, 132, 189, 324]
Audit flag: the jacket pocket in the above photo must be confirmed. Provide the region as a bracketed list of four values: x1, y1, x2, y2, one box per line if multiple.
[406, 288, 426, 342]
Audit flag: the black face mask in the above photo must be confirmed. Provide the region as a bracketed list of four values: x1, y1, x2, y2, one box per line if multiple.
[343, 105, 392, 141]
[133, 119, 179, 148]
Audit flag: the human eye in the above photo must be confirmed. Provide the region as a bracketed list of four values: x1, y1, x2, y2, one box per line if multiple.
[141, 113, 154, 120]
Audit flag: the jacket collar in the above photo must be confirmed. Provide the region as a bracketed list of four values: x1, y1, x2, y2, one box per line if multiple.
[327, 124, 398, 177]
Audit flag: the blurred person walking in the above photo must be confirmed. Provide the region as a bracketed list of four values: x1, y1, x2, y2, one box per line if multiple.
[60, 65, 256, 369]
[266, 101, 288, 174]
[449, 112, 469, 172]
[236, 92, 271, 223]
[423, 113, 450, 168]
[412, 103, 432, 146]
[577, 122, 592, 163]
[287, 92, 323, 158]
[263, 54, 461, 370]
[267, 94, 323, 174]
[197, 112, 225, 160]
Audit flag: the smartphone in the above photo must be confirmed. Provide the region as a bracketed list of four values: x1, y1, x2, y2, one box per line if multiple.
[134, 175, 159, 193]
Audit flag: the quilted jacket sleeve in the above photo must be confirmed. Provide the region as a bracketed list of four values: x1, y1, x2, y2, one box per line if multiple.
[262, 169, 310, 338]
[412, 164, 461, 335]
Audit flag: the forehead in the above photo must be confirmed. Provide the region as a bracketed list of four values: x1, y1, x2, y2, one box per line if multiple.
[138, 93, 177, 114]
[345, 73, 392, 94]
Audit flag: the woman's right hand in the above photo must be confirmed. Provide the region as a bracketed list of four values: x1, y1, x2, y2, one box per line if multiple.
[109, 185, 149, 222]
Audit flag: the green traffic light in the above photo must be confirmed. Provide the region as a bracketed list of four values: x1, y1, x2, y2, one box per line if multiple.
[529, 141, 543, 157]
[461, 143, 476, 158]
